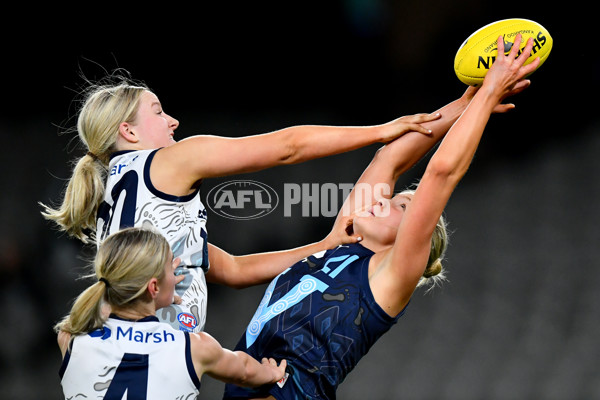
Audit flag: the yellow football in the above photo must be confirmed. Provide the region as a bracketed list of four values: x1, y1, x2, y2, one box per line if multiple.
[454, 18, 553, 86]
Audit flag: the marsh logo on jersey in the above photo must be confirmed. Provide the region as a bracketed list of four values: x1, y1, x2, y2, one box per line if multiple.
[178, 313, 198, 331]
[88, 326, 112, 340]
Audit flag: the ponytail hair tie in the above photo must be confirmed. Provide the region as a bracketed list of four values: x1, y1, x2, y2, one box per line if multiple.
[99, 277, 111, 288]
[87, 151, 100, 162]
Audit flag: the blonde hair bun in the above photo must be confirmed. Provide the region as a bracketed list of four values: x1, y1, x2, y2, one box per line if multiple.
[423, 258, 443, 278]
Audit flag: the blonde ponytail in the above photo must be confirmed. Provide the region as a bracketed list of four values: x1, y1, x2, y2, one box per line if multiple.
[56, 227, 171, 335]
[40, 75, 148, 243]
[423, 258, 443, 278]
[55, 282, 107, 335]
[40, 154, 107, 243]
[417, 212, 448, 291]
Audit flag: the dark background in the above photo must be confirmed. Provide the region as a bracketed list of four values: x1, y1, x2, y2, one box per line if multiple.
[1, 1, 597, 399]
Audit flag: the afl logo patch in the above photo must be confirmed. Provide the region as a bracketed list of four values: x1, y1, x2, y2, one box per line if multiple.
[206, 180, 279, 220]
[177, 312, 198, 331]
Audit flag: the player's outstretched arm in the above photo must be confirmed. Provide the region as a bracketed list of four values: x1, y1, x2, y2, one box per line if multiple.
[203, 113, 438, 289]
[370, 35, 539, 317]
[335, 81, 532, 226]
[205, 221, 358, 288]
[189, 331, 286, 387]
[150, 114, 439, 195]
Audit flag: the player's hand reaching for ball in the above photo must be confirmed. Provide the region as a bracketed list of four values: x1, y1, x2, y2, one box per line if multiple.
[378, 112, 442, 143]
[461, 78, 532, 114]
[481, 34, 540, 102]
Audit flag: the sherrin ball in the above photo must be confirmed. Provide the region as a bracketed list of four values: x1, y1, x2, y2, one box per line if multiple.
[454, 18, 553, 86]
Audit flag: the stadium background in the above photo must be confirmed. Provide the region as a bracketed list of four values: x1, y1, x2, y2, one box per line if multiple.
[1, 2, 596, 399]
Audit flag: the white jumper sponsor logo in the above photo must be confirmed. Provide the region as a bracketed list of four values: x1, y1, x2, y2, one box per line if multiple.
[116, 326, 176, 343]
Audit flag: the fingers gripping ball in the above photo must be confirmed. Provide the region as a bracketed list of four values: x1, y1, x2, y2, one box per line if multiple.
[454, 18, 553, 86]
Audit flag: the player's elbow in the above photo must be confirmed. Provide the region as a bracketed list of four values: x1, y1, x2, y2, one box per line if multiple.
[233, 367, 252, 386]
[216, 259, 258, 290]
[232, 353, 260, 387]
[229, 273, 271, 290]
[228, 279, 253, 290]
[213, 271, 249, 290]
[278, 126, 323, 165]
[275, 128, 300, 165]
[371, 145, 388, 162]
[374, 145, 411, 179]
[425, 158, 465, 184]
[427, 157, 454, 176]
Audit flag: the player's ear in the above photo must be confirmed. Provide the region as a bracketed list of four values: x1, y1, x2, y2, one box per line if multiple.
[118, 122, 139, 144]
[147, 278, 159, 299]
